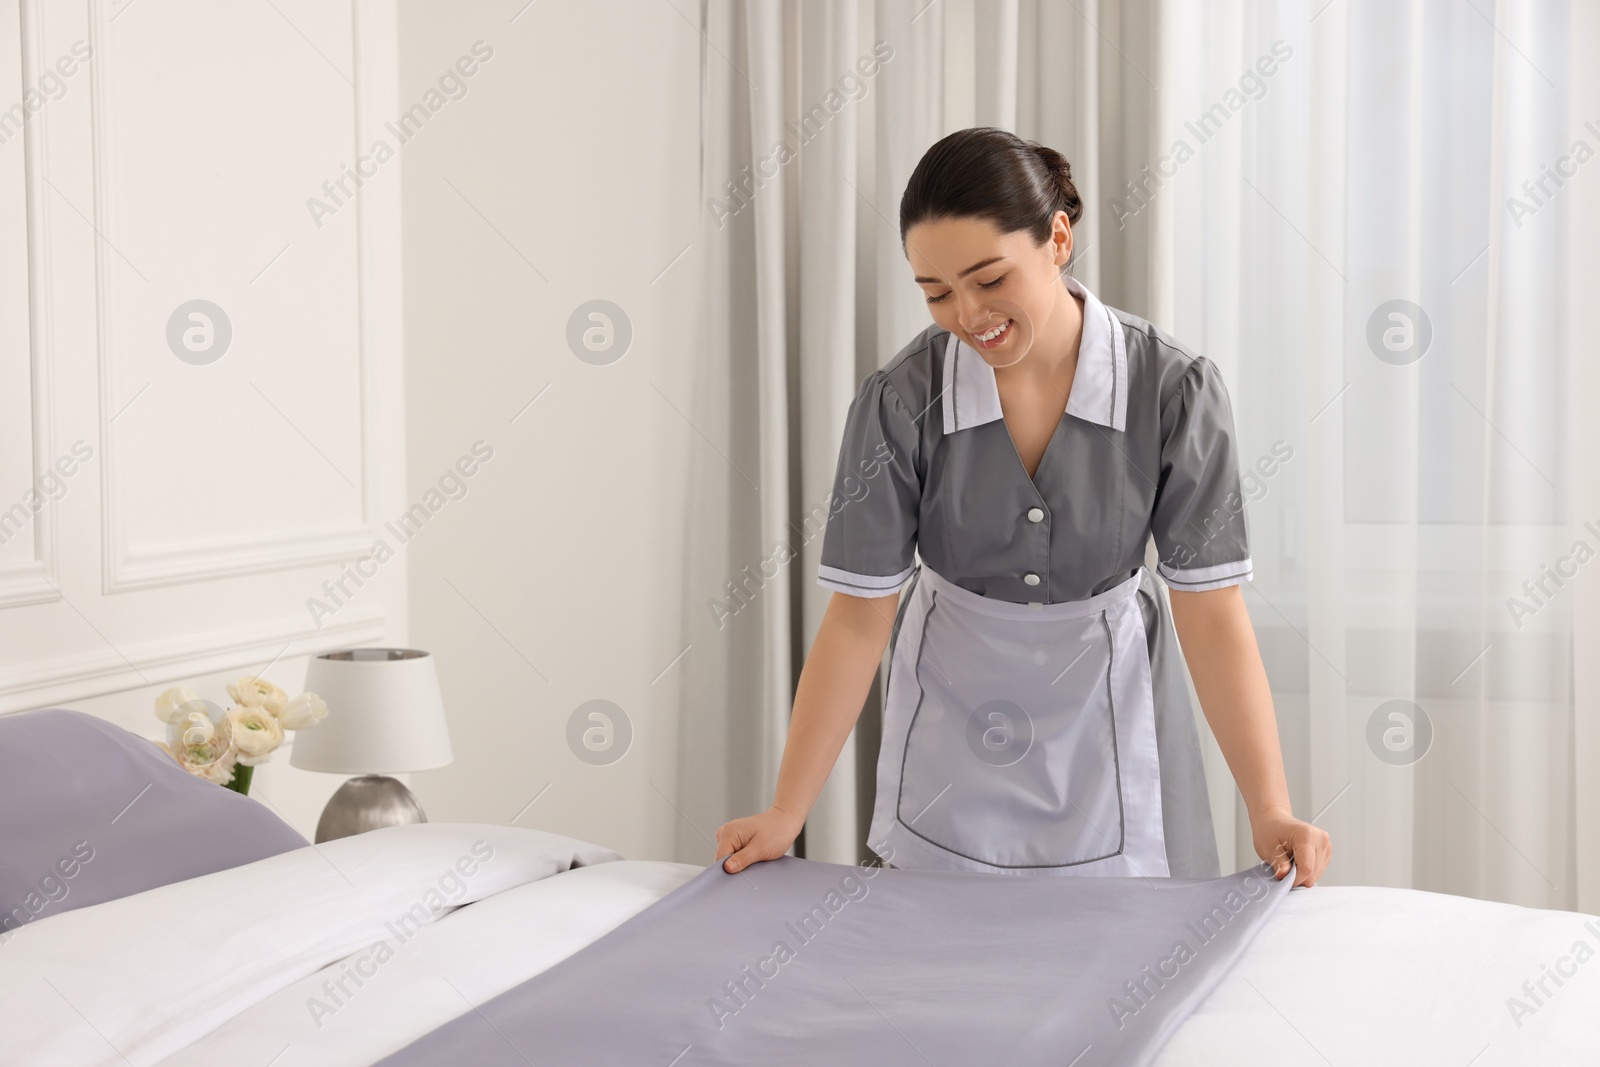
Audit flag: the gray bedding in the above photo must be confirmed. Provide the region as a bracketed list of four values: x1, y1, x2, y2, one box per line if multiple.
[0, 708, 308, 935]
[376, 853, 1295, 1066]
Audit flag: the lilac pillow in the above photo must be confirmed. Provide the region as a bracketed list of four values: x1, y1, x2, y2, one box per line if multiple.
[0, 707, 309, 935]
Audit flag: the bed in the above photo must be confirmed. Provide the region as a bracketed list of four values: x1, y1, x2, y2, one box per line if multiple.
[3, 709, 1597, 1065]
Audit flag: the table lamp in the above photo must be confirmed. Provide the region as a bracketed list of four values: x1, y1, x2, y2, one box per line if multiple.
[291, 648, 453, 843]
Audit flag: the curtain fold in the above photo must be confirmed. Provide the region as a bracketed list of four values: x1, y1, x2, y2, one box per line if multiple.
[1568, 0, 1600, 919]
[675, 0, 774, 869]
[690, 0, 1598, 908]
[794, 0, 867, 862]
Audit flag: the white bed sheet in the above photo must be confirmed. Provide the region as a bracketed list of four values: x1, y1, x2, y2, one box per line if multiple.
[1158, 882, 1600, 1065]
[0, 822, 622, 1067]
[149, 860, 1600, 1066]
[157, 859, 702, 1066]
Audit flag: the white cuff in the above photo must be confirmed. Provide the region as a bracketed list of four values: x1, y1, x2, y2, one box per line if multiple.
[816, 563, 915, 598]
[1157, 557, 1253, 592]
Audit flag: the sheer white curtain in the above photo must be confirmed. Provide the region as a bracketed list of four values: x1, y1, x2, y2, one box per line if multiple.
[1143, 0, 1598, 912]
[688, 0, 1599, 910]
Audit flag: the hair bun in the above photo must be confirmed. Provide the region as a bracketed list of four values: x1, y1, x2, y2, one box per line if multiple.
[1032, 142, 1071, 180]
[1029, 142, 1082, 225]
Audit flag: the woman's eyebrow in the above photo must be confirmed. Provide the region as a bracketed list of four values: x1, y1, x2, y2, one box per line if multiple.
[913, 256, 1007, 285]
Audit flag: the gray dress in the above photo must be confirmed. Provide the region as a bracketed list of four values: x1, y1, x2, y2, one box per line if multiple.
[816, 274, 1252, 879]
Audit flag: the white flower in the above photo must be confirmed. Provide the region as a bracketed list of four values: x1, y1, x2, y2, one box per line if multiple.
[167, 729, 237, 783]
[180, 709, 215, 747]
[191, 750, 240, 784]
[154, 686, 202, 724]
[227, 676, 287, 715]
[227, 704, 284, 763]
[278, 691, 329, 731]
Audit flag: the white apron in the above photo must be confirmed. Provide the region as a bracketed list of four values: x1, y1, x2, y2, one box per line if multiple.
[869, 561, 1170, 877]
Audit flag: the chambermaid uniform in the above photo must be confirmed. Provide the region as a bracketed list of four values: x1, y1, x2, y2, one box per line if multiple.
[816, 273, 1251, 879]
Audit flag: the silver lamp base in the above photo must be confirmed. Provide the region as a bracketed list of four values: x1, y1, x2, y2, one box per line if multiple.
[314, 774, 428, 843]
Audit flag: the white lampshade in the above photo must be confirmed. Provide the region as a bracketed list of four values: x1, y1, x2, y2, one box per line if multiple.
[290, 648, 453, 774]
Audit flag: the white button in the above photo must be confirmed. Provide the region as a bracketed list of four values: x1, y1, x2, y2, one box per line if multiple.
[1023, 573, 1041, 586]
[1028, 602, 1043, 610]
[1027, 508, 1044, 522]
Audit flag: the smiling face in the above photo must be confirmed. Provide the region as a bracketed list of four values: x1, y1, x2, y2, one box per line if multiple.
[905, 212, 1075, 369]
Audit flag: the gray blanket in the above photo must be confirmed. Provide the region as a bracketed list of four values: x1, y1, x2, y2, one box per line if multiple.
[376, 854, 1295, 1066]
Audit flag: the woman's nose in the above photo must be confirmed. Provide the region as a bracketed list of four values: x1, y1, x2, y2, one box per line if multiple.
[956, 295, 989, 331]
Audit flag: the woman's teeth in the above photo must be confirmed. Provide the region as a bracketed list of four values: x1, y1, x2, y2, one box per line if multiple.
[976, 319, 1012, 345]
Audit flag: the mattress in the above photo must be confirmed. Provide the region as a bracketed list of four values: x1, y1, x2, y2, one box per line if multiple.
[170, 858, 1600, 1065]
[3, 822, 1593, 1065]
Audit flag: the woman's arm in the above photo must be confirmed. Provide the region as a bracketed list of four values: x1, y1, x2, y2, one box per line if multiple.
[1167, 583, 1331, 887]
[714, 587, 901, 873]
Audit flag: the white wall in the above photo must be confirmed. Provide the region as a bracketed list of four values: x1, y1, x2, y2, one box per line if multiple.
[395, 1, 703, 861]
[1, 0, 705, 857]
[0, 0, 411, 841]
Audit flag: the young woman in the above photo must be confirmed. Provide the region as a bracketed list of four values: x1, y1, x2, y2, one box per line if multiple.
[714, 127, 1330, 887]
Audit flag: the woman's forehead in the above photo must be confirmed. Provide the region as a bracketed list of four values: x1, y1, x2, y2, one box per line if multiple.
[906, 217, 1022, 278]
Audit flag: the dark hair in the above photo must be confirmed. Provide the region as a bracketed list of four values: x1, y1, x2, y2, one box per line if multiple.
[898, 127, 1082, 252]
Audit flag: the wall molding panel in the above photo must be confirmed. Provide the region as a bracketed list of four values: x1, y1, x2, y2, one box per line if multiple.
[0, 0, 61, 609]
[0, 0, 409, 729]
[0, 602, 388, 715]
[87, 0, 383, 595]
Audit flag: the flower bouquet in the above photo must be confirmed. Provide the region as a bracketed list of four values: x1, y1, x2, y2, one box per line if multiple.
[153, 676, 329, 795]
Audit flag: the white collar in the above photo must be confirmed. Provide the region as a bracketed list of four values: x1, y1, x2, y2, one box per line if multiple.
[940, 272, 1128, 434]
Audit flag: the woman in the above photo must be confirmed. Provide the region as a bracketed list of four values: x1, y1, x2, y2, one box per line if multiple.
[714, 127, 1330, 887]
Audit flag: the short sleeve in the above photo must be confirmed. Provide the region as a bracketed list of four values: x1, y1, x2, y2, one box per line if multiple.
[1150, 357, 1254, 592]
[815, 370, 922, 598]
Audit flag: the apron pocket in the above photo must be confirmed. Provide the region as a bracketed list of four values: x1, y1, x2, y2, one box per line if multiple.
[896, 595, 1126, 869]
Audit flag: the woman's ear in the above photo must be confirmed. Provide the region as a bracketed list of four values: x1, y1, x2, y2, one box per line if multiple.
[1048, 210, 1073, 267]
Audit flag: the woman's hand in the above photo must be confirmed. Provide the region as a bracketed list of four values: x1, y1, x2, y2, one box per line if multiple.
[714, 805, 804, 874]
[1251, 806, 1331, 887]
